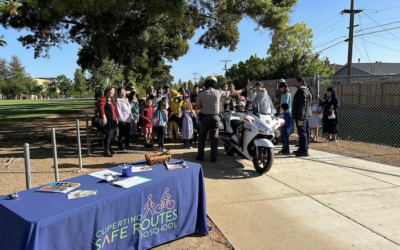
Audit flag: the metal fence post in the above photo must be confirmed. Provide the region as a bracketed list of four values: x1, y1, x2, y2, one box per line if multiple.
[51, 128, 59, 181]
[86, 114, 91, 156]
[316, 75, 320, 98]
[23, 143, 31, 189]
[76, 120, 83, 170]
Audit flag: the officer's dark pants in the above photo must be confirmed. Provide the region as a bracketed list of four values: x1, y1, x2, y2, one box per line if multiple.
[198, 115, 219, 160]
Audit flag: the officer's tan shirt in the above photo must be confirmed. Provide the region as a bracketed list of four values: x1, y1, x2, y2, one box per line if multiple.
[196, 88, 230, 115]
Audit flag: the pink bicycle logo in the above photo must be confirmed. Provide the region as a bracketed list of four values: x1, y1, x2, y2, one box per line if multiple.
[144, 188, 176, 218]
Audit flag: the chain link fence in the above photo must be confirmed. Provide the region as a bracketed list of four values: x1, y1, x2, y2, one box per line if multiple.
[248, 74, 400, 148]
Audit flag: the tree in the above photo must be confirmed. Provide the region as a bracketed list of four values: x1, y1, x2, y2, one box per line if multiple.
[178, 79, 182, 87]
[47, 81, 58, 98]
[173, 83, 179, 91]
[74, 68, 86, 97]
[56, 74, 72, 96]
[8, 71, 27, 98]
[266, 22, 334, 78]
[225, 22, 334, 84]
[24, 78, 43, 95]
[188, 79, 194, 90]
[0, 58, 10, 79]
[88, 58, 125, 89]
[0, 0, 21, 47]
[0, 0, 296, 84]
[9, 55, 26, 76]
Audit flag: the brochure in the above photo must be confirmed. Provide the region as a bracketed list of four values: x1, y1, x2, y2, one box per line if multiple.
[164, 159, 188, 170]
[67, 190, 97, 199]
[112, 176, 152, 189]
[36, 182, 80, 194]
[127, 163, 153, 173]
[89, 170, 120, 179]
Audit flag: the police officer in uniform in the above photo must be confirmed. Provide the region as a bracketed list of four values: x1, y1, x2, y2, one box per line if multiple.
[195, 76, 243, 162]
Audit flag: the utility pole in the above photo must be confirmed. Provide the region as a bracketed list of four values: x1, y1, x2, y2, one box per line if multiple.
[221, 60, 231, 71]
[342, 0, 362, 76]
[191, 73, 198, 84]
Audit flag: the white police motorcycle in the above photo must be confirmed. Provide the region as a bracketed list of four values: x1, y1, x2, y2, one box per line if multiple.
[219, 91, 285, 174]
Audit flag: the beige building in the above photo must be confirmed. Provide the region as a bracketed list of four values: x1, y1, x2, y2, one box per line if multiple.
[16, 77, 56, 100]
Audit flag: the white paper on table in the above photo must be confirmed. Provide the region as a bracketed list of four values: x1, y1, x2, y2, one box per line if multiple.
[89, 170, 120, 179]
[129, 164, 152, 173]
[112, 176, 152, 189]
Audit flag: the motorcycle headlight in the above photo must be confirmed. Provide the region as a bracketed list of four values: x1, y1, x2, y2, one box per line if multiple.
[254, 121, 268, 133]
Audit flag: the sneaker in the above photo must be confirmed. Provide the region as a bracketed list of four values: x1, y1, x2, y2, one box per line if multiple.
[332, 139, 338, 143]
[278, 150, 290, 155]
[183, 145, 188, 149]
[158, 148, 164, 152]
[295, 151, 309, 157]
[211, 158, 216, 163]
[162, 148, 167, 152]
[324, 139, 331, 142]
[292, 150, 300, 154]
[189, 145, 193, 149]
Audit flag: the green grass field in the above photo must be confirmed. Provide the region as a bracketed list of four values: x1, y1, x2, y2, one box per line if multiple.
[0, 99, 94, 128]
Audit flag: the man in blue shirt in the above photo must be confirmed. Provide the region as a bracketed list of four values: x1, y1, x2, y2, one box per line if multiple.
[182, 82, 192, 99]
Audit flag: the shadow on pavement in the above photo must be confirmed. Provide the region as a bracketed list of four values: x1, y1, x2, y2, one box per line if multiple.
[172, 149, 262, 180]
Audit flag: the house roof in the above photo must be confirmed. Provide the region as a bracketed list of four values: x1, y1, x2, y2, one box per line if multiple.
[336, 62, 400, 75]
[328, 64, 343, 72]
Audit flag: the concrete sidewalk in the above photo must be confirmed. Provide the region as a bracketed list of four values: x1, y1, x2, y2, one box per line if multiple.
[173, 146, 400, 250]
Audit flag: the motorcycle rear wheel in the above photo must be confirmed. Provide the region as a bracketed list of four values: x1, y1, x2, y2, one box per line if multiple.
[252, 147, 274, 174]
[224, 142, 236, 156]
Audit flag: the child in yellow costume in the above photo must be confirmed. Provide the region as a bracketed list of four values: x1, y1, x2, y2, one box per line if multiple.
[169, 89, 183, 141]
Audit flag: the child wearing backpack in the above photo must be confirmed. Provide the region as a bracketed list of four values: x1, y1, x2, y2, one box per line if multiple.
[153, 100, 168, 152]
[278, 103, 291, 155]
[182, 103, 196, 149]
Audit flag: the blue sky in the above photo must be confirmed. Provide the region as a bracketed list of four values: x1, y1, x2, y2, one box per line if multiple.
[1, 0, 399, 82]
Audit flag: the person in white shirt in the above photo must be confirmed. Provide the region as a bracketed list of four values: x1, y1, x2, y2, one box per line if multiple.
[249, 82, 276, 115]
[114, 87, 133, 150]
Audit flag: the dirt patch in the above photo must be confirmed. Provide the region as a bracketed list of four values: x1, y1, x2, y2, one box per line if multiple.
[288, 134, 400, 167]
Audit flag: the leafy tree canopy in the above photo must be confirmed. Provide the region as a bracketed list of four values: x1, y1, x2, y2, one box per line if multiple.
[225, 22, 334, 87]
[188, 79, 194, 90]
[0, 0, 21, 47]
[0, 0, 297, 86]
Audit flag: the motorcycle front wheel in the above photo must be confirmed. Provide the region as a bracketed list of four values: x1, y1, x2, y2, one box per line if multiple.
[252, 147, 274, 174]
[224, 142, 235, 156]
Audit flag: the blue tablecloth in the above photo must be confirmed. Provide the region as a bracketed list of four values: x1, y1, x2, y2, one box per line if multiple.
[0, 159, 208, 250]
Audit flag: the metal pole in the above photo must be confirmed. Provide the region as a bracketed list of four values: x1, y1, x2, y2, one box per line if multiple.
[51, 128, 59, 182]
[23, 143, 31, 189]
[76, 119, 83, 170]
[86, 114, 91, 156]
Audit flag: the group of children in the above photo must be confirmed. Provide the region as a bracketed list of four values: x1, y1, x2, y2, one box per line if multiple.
[131, 89, 201, 152]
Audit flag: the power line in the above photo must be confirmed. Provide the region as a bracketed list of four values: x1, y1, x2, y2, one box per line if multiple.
[355, 37, 400, 53]
[294, 0, 315, 13]
[363, 12, 400, 41]
[294, 0, 339, 23]
[358, 14, 371, 65]
[316, 40, 345, 53]
[353, 41, 367, 63]
[355, 20, 400, 33]
[312, 13, 341, 30]
[365, 4, 400, 14]
[314, 25, 400, 50]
